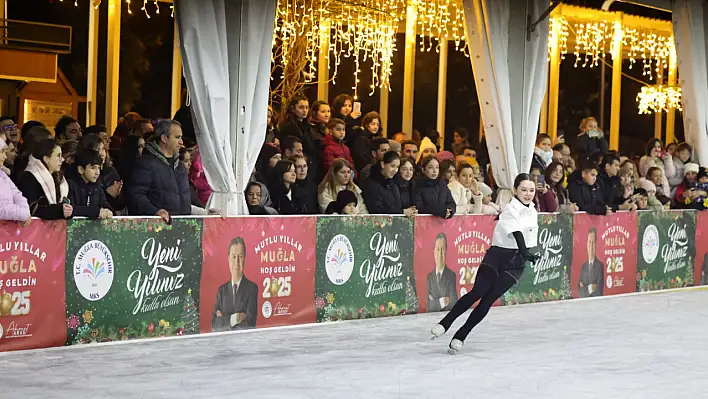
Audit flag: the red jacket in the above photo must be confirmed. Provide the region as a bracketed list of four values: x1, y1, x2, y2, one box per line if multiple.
[322, 134, 356, 176]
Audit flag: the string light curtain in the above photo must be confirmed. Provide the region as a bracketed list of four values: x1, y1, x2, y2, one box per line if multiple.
[636, 85, 682, 115]
[417, 0, 468, 55]
[273, 0, 405, 99]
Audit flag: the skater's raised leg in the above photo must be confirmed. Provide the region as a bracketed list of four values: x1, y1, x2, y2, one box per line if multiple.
[451, 271, 517, 343]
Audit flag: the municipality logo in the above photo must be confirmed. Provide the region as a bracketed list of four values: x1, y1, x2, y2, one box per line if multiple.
[74, 240, 114, 301]
[642, 225, 660, 264]
[325, 234, 355, 285]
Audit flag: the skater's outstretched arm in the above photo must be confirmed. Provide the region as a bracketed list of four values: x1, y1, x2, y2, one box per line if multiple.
[512, 231, 539, 263]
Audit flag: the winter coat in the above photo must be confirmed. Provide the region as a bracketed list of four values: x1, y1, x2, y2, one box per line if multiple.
[67, 176, 112, 219]
[350, 128, 379, 172]
[362, 164, 403, 214]
[447, 180, 482, 215]
[639, 155, 675, 197]
[16, 172, 65, 220]
[322, 134, 355, 175]
[0, 170, 30, 222]
[278, 119, 321, 181]
[190, 149, 212, 205]
[268, 182, 304, 215]
[414, 177, 456, 218]
[295, 178, 319, 214]
[670, 157, 689, 189]
[395, 177, 415, 210]
[568, 180, 607, 216]
[126, 142, 192, 216]
[597, 171, 624, 211]
[573, 133, 609, 163]
[318, 183, 368, 215]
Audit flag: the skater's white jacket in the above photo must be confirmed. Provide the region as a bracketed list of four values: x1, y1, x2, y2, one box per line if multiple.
[491, 197, 539, 249]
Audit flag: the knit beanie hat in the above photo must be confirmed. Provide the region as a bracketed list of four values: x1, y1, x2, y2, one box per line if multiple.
[416, 137, 437, 163]
[335, 189, 358, 212]
[684, 162, 699, 175]
[699, 167, 708, 180]
[260, 143, 281, 161]
[639, 179, 657, 193]
[436, 151, 455, 162]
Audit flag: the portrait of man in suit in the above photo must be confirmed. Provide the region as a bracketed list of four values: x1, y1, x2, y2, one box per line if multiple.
[211, 237, 259, 331]
[426, 232, 458, 311]
[578, 228, 604, 298]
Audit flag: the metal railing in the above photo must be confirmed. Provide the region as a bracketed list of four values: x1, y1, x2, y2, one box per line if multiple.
[0, 19, 72, 54]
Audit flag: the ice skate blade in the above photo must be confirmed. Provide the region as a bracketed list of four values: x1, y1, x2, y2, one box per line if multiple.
[448, 339, 463, 355]
[447, 348, 459, 355]
[430, 324, 445, 340]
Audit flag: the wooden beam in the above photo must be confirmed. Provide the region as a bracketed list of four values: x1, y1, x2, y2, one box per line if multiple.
[609, 19, 623, 151]
[666, 46, 677, 144]
[436, 39, 448, 149]
[106, 0, 121, 133]
[87, 0, 99, 127]
[654, 75, 663, 140]
[547, 16, 561, 142]
[402, 1, 417, 139]
[171, 21, 182, 118]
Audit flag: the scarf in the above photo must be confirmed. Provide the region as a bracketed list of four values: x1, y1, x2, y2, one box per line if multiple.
[25, 155, 68, 204]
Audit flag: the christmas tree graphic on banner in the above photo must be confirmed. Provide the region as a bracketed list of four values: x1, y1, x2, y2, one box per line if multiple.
[181, 289, 199, 334]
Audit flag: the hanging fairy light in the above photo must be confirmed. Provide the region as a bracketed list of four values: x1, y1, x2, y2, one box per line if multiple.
[623, 28, 673, 80]
[548, 17, 569, 61]
[417, 0, 468, 55]
[636, 85, 682, 114]
[274, 0, 404, 99]
[62, 0, 169, 18]
[572, 21, 612, 67]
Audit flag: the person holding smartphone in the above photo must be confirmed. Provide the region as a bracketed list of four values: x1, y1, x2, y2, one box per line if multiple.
[639, 138, 676, 197]
[573, 117, 609, 164]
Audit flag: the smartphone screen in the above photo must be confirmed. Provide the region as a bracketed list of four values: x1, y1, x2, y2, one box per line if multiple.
[353, 101, 361, 114]
[537, 175, 545, 186]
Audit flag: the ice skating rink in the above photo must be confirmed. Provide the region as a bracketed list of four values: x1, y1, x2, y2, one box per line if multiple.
[2, 288, 707, 399]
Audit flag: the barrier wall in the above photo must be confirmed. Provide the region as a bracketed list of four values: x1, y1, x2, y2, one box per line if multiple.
[0, 210, 706, 352]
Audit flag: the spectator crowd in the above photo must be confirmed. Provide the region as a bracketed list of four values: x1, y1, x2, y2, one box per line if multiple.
[0, 95, 706, 224]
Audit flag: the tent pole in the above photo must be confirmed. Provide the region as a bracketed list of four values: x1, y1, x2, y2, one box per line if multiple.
[402, 1, 417, 139]
[87, 0, 99, 127]
[106, 0, 122, 133]
[171, 21, 182, 118]
[665, 47, 677, 144]
[436, 39, 448, 149]
[609, 17, 623, 151]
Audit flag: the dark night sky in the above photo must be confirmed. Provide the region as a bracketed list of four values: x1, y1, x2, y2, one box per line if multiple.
[11, 0, 678, 157]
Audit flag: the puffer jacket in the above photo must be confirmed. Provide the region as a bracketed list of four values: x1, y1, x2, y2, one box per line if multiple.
[0, 169, 30, 221]
[322, 134, 355, 175]
[362, 163, 403, 214]
[67, 175, 112, 219]
[126, 142, 191, 216]
[414, 177, 455, 218]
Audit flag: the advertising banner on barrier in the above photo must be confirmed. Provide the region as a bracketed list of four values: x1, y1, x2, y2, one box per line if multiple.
[64, 219, 203, 344]
[637, 211, 696, 292]
[0, 221, 66, 352]
[571, 212, 638, 298]
[503, 214, 573, 305]
[695, 212, 708, 286]
[200, 217, 316, 332]
[413, 215, 495, 312]
[315, 216, 416, 322]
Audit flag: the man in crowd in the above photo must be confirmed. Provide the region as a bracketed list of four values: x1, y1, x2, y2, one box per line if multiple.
[127, 119, 194, 222]
[568, 160, 613, 216]
[357, 137, 390, 182]
[402, 140, 418, 161]
[598, 153, 637, 212]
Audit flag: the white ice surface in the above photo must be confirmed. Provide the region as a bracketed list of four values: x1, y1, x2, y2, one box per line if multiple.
[2, 288, 708, 399]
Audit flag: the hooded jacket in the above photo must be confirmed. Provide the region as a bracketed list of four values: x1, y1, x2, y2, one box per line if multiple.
[322, 134, 355, 175]
[362, 163, 403, 214]
[414, 177, 456, 218]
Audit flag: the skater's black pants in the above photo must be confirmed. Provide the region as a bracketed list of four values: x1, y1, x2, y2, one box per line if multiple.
[438, 264, 516, 342]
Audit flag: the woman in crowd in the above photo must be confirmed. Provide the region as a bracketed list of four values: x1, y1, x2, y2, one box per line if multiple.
[255, 143, 282, 183]
[674, 163, 706, 210]
[245, 181, 278, 215]
[448, 162, 481, 215]
[16, 139, 73, 220]
[318, 158, 367, 214]
[351, 111, 383, 172]
[13, 125, 52, 180]
[639, 138, 676, 196]
[291, 154, 319, 214]
[267, 159, 303, 215]
[179, 147, 204, 208]
[574, 117, 608, 163]
[395, 156, 416, 210]
[414, 155, 455, 219]
[308, 100, 330, 145]
[332, 93, 361, 148]
[670, 142, 693, 194]
[0, 139, 31, 224]
[265, 105, 279, 145]
[451, 127, 470, 156]
[537, 161, 576, 213]
[363, 151, 417, 217]
[278, 95, 318, 163]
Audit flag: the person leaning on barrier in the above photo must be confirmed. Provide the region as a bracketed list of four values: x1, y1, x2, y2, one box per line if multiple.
[126, 120, 218, 222]
[0, 138, 31, 225]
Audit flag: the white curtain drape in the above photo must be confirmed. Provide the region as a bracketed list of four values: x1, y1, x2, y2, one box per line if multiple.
[462, 0, 549, 203]
[174, 0, 276, 215]
[672, 0, 708, 166]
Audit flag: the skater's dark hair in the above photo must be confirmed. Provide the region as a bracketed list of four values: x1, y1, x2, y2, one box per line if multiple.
[229, 237, 246, 253]
[513, 173, 533, 189]
[435, 232, 447, 248]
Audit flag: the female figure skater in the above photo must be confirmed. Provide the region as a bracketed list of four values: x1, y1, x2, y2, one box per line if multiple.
[430, 173, 540, 354]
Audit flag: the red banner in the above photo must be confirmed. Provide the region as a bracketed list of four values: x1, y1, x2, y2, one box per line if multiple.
[200, 217, 316, 332]
[413, 215, 497, 313]
[695, 212, 708, 286]
[0, 221, 66, 352]
[571, 212, 638, 298]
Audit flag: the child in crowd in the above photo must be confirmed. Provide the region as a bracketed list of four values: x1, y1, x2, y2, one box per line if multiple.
[633, 188, 649, 211]
[325, 189, 358, 215]
[322, 118, 355, 175]
[532, 134, 553, 170]
[67, 149, 113, 219]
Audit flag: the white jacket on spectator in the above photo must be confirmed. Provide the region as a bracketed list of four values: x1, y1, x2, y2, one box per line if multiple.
[318, 184, 368, 215]
[639, 155, 675, 197]
[448, 180, 500, 215]
[0, 166, 30, 222]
